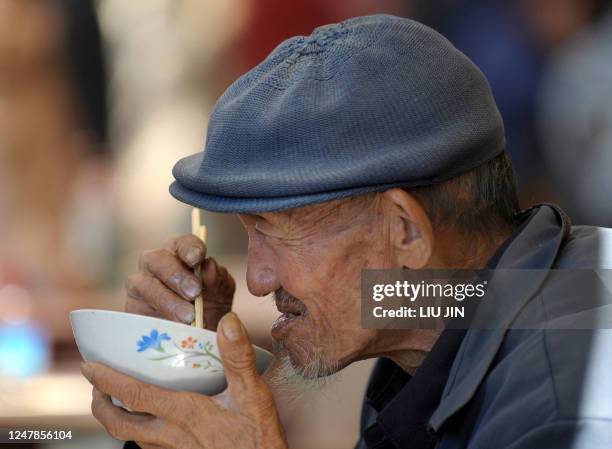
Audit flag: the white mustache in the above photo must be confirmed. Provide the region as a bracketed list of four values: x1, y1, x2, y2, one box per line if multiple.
[274, 288, 307, 313]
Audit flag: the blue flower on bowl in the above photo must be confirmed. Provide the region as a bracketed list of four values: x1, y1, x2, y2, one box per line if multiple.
[137, 329, 171, 352]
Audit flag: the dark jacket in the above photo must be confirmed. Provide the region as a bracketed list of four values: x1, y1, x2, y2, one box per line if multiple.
[357, 204, 612, 448]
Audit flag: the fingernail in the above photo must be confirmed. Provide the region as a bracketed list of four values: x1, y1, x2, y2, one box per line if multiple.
[185, 247, 202, 266]
[181, 276, 201, 298]
[177, 304, 195, 323]
[80, 362, 94, 381]
[221, 312, 242, 342]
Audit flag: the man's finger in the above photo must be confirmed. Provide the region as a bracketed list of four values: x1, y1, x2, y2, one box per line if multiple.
[217, 312, 260, 392]
[202, 257, 219, 290]
[201, 258, 236, 299]
[125, 273, 195, 324]
[138, 249, 202, 300]
[91, 388, 189, 448]
[136, 442, 167, 449]
[81, 362, 183, 420]
[163, 234, 207, 267]
[125, 295, 160, 318]
[91, 388, 158, 443]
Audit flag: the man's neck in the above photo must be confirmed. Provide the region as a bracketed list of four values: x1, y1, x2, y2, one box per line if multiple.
[430, 225, 513, 269]
[376, 227, 514, 374]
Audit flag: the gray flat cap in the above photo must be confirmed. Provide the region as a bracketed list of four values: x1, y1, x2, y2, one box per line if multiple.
[170, 14, 505, 213]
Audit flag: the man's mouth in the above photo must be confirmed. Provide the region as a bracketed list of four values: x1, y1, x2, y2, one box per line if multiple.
[271, 289, 307, 341]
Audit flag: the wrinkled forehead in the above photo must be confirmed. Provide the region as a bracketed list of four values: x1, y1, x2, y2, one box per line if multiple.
[241, 194, 379, 229]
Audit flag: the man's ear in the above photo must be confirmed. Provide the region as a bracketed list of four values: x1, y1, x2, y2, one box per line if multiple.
[382, 188, 433, 269]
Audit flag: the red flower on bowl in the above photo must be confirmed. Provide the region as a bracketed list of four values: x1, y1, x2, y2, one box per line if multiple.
[181, 336, 197, 349]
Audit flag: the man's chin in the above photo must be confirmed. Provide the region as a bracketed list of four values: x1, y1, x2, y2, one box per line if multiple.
[266, 349, 339, 396]
[270, 339, 342, 382]
[270, 338, 307, 373]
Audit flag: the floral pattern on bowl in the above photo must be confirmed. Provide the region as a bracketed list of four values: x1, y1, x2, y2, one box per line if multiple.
[136, 329, 222, 372]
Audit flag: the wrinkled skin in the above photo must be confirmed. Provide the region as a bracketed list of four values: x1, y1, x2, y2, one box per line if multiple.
[239, 193, 430, 372]
[87, 189, 506, 448]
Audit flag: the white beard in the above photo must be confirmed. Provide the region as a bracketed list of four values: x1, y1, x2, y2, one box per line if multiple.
[264, 342, 340, 404]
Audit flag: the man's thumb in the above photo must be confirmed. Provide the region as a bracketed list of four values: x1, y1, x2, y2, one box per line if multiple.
[217, 312, 258, 389]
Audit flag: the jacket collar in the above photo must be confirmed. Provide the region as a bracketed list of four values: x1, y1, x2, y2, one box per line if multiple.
[429, 203, 571, 432]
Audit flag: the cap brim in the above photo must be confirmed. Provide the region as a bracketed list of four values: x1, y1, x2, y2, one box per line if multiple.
[170, 180, 411, 214]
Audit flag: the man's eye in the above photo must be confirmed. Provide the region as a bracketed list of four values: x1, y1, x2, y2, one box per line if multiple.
[255, 225, 285, 243]
[254, 220, 266, 232]
[255, 221, 276, 236]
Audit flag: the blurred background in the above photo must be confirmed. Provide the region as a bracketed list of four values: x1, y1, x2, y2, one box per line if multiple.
[0, 0, 611, 448]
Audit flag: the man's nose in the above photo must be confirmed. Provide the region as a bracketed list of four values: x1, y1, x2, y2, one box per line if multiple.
[245, 237, 281, 297]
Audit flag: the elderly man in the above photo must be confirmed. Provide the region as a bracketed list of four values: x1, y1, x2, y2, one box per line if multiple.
[80, 15, 612, 449]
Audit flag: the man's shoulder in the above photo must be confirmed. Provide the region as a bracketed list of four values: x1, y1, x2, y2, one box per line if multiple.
[494, 327, 612, 416]
[437, 224, 612, 448]
[555, 225, 612, 269]
[493, 224, 612, 420]
[460, 327, 612, 448]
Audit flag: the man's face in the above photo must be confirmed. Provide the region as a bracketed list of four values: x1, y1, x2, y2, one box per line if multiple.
[239, 197, 389, 378]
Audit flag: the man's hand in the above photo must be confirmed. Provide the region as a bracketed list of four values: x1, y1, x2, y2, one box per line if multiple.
[82, 313, 288, 449]
[125, 234, 236, 331]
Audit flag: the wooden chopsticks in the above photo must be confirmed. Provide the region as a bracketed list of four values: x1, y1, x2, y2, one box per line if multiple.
[191, 208, 207, 329]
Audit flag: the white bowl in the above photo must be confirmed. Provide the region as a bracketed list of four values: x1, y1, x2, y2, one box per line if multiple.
[70, 309, 274, 402]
